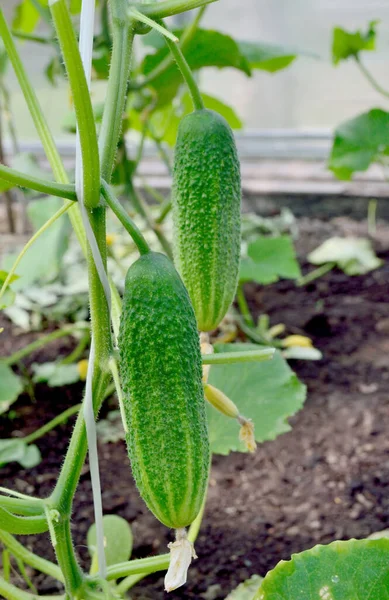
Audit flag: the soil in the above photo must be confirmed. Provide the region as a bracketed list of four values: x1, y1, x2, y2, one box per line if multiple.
[1, 216, 389, 599]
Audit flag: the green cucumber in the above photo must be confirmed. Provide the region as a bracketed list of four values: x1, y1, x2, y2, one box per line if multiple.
[172, 109, 241, 332]
[118, 252, 209, 529]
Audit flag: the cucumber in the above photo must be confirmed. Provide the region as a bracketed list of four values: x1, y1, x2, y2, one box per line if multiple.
[118, 252, 209, 529]
[172, 109, 241, 332]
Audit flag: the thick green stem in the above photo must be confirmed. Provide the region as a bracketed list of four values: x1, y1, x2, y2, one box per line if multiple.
[5, 324, 89, 367]
[137, 0, 217, 19]
[0, 496, 43, 517]
[99, 3, 134, 181]
[0, 163, 76, 199]
[101, 180, 150, 255]
[0, 508, 48, 535]
[106, 554, 170, 581]
[0, 530, 64, 583]
[50, 0, 100, 210]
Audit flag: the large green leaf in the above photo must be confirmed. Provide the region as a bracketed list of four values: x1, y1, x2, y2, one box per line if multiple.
[87, 515, 133, 568]
[256, 538, 389, 599]
[0, 362, 23, 415]
[332, 21, 378, 65]
[207, 345, 306, 455]
[239, 42, 297, 73]
[141, 28, 251, 106]
[329, 109, 389, 180]
[240, 236, 301, 285]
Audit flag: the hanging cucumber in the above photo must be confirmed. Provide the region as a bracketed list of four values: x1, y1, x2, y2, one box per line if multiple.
[118, 252, 210, 530]
[172, 109, 241, 332]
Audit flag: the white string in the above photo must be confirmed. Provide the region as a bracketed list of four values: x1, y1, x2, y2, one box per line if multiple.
[76, 0, 107, 580]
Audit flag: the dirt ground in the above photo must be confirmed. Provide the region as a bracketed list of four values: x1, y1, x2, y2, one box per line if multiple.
[1, 216, 389, 599]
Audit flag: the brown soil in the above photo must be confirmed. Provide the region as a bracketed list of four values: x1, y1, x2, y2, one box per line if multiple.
[1, 217, 389, 599]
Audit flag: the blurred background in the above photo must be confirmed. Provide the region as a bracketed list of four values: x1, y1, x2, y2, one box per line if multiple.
[3, 0, 389, 141]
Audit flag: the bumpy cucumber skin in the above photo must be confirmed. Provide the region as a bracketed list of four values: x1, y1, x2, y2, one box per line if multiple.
[172, 109, 241, 332]
[118, 252, 210, 529]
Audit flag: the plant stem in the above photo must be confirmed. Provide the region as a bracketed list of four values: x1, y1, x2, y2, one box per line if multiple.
[50, 0, 100, 210]
[0, 494, 43, 517]
[99, 3, 135, 182]
[355, 56, 389, 99]
[5, 324, 89, 367]
[101, 180, 150, 255]
[202, 347, 275, 365]
[106, 554, 170, 581]
[131, 6, 205, 92]
[137, 0, 217, 20]
[60, 332, 90, 365]
[163, 33, 204, 110]
[368, 198, 378, 236]
[236, 283, 254, 327]
[23, 404, 81, 445]
[0, 576, 38, 600]
[11, 30, 52, 44]
[296, 263, 334, 287]
[0, 508, 48, 535]
[0, 163, 76, 199]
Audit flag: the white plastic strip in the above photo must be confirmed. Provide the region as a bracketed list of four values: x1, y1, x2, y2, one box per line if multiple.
[76, 0, 107, 580]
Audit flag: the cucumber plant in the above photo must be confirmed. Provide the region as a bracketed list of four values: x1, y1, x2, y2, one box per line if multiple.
[0, 2, 385, 600]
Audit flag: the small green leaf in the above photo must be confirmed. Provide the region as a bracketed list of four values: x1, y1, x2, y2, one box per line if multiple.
[256, 538, 389, 599]
[332, 21, 378, 65]
[240, 236, 301, 285]
[0, 439, 41, 469]
[0, 362, 23, 415]
[207, 345, 306, 455]
[329, 109, 389, 180]
[239, 41, 296, 73]
[226, 575, 263, 599]
[308, 237, 382, 275]
[0, 271, 19, 310]
[32, 362, 80, 387]
[87, 515, 133, 567]
[12, 0, 40, 33]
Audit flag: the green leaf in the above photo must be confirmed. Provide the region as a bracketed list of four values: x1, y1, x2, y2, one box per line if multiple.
[2, 196, 71, 291]
[0, 439, 41, 469]
[308, 237, 382, 276]
[32, 362, 80, 387]
[0, 271, 19, 310]
[140, 91, 242, 147]
[329, 109, 389, 180]
[207, 345, 306, 455]
[0, 362, 23, 415]
[239, 41, 296, 73]
[256, 538, 389, 599]
[226, 575, 263, 599]
[240, 236, 301, 285]
[87, 515, 133, 567]
[141, 28, 251, 107]
[12, 0, 40, 33]
[332, 21, 378, 65]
